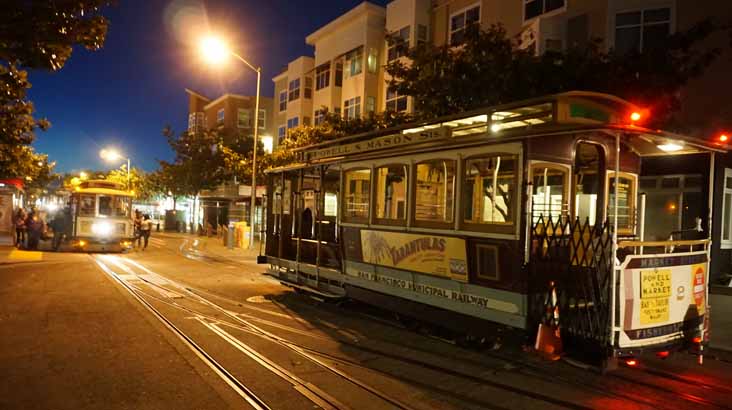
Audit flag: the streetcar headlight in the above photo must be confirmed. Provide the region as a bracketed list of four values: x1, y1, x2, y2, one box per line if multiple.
[91, 221, 113, 236]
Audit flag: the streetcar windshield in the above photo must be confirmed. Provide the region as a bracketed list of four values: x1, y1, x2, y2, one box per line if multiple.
[98, 195, 130, 218]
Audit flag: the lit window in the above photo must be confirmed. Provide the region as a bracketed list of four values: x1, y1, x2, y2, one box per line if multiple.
[258, 109, 266, 129]
[450, 4, 480, 46]
[304, 77, 313, 99]
[216, 108, 224, 124]
[607, 172, 638, 234]
[463, 155, 517, 225]
[367, 47, 379, 73]
[287, 117, 299, 129]
[261, 136, 273, 154]
[344, 96, 361, 120]
[387, 26, 410, 62]
[279, 90, 287, 111]
[614, 8, 671, 54]
[385, 89, 408, 112]
[531, 164, 568, 223]
[375, 165, 407, 222]
[415, 159, 455, 223]
[237, 108, 250, 128]
[345, 47, 363, 77]
[524, 0, 565, 21]
[288, 78, 300, 101]
[344, 169, 370, 220]
[316, 63, 330, 90]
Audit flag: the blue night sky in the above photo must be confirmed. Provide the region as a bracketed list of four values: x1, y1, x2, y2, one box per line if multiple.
[29, 0, 389, 173]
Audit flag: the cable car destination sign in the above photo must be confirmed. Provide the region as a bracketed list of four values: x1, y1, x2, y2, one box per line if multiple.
[305, 127, 449, 161]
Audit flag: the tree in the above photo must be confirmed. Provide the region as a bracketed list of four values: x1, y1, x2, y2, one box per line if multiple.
[0, 1, 110, 178]
[386, 22, 730, 130]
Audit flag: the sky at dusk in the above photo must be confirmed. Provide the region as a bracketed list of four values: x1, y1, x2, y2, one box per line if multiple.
[29, 0, 389, 174]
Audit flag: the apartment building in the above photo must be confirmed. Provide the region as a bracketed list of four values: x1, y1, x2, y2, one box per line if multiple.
[273, 56, 314, 144]
[186, 88, 276, 153]
[272, 0, 729, 137]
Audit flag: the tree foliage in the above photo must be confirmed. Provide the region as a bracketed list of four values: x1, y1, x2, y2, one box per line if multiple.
[386, 21, 730, 130]
[0, 1, 110, 179]
[159, 126, 227, 198]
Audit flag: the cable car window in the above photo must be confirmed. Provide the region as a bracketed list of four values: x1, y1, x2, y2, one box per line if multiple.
[79, 195, 96, 216]
[375, 165, 407, 222]
[416, 159, 455, 223]
[344, 169, 370, 220]
[574, 143, 604, 225]
[272, 178, 283, 215]
[531, 164, 568, 223]
[608, 172, 637, 234]
[98, 196, 113, 217]
[464, 155, 516, 224]
[113, 197, 130, 218]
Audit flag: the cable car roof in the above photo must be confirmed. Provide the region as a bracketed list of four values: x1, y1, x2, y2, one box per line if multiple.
[287, 91, 727, 164]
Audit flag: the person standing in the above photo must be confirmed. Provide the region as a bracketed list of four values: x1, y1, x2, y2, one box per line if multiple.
[25, 210, 43, 250]
[133, 210, 143, 248]
[140, 214, 152, 250]
[14, 208, 26, 248]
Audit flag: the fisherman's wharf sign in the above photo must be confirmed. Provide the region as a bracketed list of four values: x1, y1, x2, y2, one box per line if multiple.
[306, 127, 449, 161]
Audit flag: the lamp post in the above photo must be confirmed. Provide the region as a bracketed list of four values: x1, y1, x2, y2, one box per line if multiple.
[200, 36, 260, 250]
[100, 148, 131, 190]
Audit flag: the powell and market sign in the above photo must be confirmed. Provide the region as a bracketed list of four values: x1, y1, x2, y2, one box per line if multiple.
[305, 127, 450, 161]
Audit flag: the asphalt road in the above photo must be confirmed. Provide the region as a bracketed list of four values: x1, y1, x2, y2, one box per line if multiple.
[1, 236, 731, 410]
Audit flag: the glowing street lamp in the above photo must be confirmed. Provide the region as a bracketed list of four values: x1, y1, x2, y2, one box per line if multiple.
[200, 34, 261, 250]
[100, 148, 131, 190]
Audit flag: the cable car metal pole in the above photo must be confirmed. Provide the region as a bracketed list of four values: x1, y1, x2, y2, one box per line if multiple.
[611, 133, 620, 348]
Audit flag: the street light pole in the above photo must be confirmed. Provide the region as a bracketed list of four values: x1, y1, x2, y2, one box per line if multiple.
[127, 157, 131, 191]
[230, 51, 260, 250]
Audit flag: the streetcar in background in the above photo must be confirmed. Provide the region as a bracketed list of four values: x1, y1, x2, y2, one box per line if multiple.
[260, 91, 726, 368]
[69, 180, 135, 252]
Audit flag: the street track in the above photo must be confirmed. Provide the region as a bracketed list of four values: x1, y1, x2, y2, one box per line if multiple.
[93, 254, 429, 410]
[94, 251, 732, 410]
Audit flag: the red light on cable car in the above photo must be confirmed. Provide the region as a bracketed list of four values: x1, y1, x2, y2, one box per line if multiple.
[630, 112, 642, 122]
[720, 134, 729, 143]
[692, 336, 702, 344]
[656, 351, 670, 359]
[625, 359, 637, 366]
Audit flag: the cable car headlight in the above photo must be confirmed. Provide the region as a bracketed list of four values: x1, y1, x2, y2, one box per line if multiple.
[92, 221, 113, 236]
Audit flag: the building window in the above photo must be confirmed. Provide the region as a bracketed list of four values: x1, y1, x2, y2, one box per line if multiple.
[344, 168, 371, 220]
[303, 116, 311, 126]
[450, 4, 480, 46]
[216, 108, 224, 124]
[614, 8, 671, 54]
[385, 89, 408, 112]
[188, 112, 205, 133]
[237, 109, 251, 128]
[417, 24, 428, 47]
[279, 90, 287, 112]
[415, 159, 456, 223]
[335, 62, 343, 86]
[261, 136, 273, 154]
[287, 117, 299, 129]
[387, 26, 410, 62]
[367, 47, 379, 73]
[288, 78, 300, 101]
[304, 77, 312, 99]
[375, 165, 407, 221]
[524, 0, 565, 21]
[344, 96, 361, 119]
[366, 96, 375, 114]
[345, 47, 363, 77]
[258, 109, 266, 130]
[315, 63, 330, 90]
[314, 109, 326, 125]
[463, 155, 517, 225]
[278, 125, 286, 143]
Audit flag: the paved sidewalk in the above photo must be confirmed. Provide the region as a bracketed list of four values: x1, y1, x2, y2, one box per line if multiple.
[156, 232, 262, 265]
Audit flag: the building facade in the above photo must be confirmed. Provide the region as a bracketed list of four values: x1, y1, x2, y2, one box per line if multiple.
[271, 0, 729, 140]
[186, 88, 276, 153]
